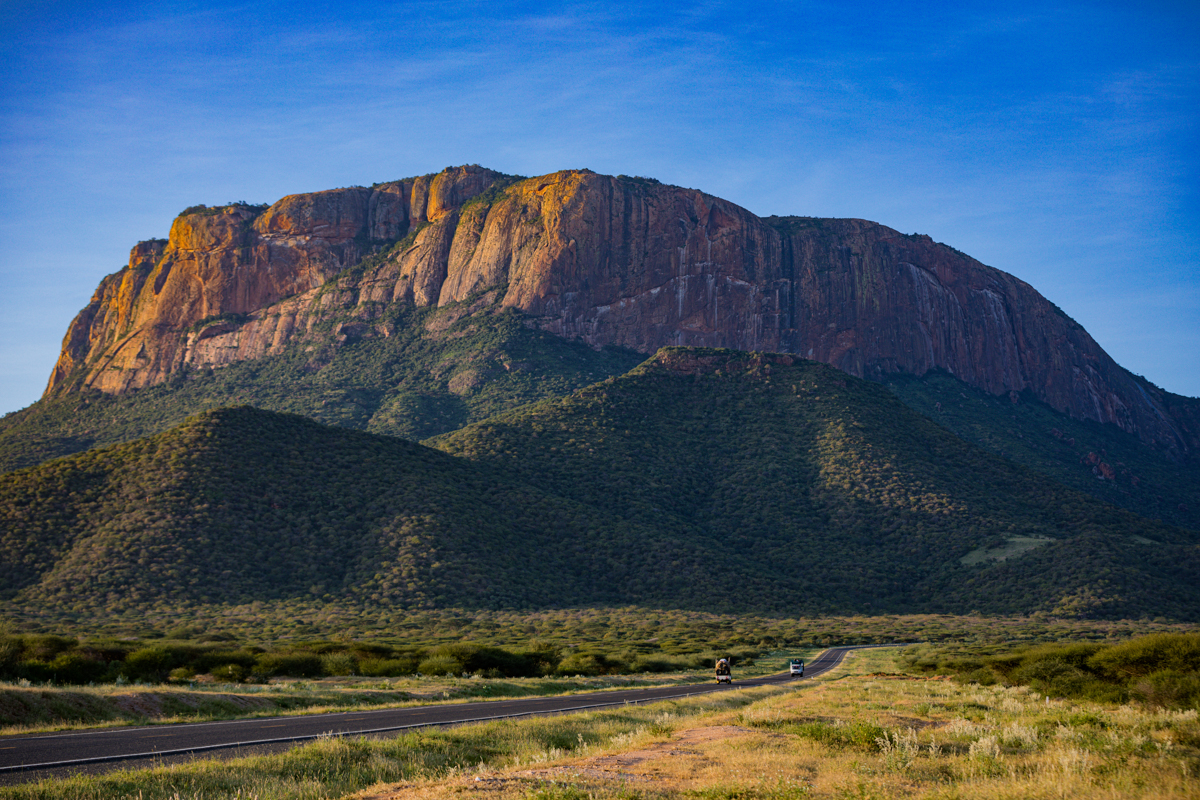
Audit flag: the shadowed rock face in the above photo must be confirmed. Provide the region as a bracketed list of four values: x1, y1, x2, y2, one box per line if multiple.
[46, 166, 1197, 457]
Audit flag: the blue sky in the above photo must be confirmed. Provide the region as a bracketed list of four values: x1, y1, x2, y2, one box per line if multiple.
[1, 0, 1197, 415]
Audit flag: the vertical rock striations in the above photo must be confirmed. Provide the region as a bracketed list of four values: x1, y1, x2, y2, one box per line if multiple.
[45, 166, 1197, 457]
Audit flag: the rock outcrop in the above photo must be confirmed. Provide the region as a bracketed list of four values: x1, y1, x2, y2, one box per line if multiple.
[46, 166, 1198, 457]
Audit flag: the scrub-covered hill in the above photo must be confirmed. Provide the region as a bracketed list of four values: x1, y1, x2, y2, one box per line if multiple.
[0, 405, 657, 616]
[432, 348, 1200, 619]
[3, 350, 1198, 625]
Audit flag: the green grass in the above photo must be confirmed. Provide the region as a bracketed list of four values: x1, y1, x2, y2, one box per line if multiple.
[959, 536, 1053, 565]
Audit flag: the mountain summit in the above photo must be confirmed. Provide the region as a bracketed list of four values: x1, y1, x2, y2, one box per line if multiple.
[46, 166, 1197, 457]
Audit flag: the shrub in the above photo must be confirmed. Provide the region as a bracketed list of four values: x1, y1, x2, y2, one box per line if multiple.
[48, 652, 108, 684]
[254, 653, 324, 678]
[169, 666, 196, 682]
[1088, 633, 1200, 680]
[1131, 669, 1200, 709]
[193, 648, 258, 674]
[0, 638, 21, 677]
[630, 655, 679, 673]
[556, 653, 602, 676]
[25, 635, 75, 661]
[423, 644, 543, 677]
[123, 647, 176, 682]
[211, 663, 247, 682]
[321, 652, 357, 676]
[16, 659, 53, 683]
[418, 655, 463, 676]
[359, 657, 416, 677]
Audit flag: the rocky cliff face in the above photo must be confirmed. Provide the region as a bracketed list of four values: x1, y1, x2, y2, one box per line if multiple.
[46, 166, 1198, 457]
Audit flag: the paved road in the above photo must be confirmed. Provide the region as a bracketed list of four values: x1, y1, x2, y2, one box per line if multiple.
[0, 643, 896, 783]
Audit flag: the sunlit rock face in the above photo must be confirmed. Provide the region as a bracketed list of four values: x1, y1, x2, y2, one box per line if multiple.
[46, 166, 1195, 456]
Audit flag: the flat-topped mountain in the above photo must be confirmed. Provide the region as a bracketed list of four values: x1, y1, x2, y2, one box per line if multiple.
[44, 166, 1198, 459]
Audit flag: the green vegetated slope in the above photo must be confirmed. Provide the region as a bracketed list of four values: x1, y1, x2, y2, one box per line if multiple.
[3, 348, 1199, 623]
[886, 370, 1200, 532]
[4, 294, 1196, 547]
[0, 406, 675, 616]
[0, 303, 643, 474]
[431, 348, 1200, 620]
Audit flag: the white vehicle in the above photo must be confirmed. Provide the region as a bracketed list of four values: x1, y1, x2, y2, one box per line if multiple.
[789, 659, 804, 676]
[715, 658, 732, 683]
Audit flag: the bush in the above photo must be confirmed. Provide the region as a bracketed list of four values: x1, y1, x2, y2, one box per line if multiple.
[422, 644, 544, 678]
[254, 653, 324, 678]
[321, 652, 356, 676]
[959, 666, 1000, 686]
[169, 666, 196, 682]
[25, 635, 75, 661]
[211, 663, 247, 682]
[556, 653, 602, 676]
[123, 647, 176, 682]
[417, 655, 462, 676]
[193, 648, 258, 674]
[630, 655, 680, 673]
[48, 652, 108, 684]
[359, 657, 416, 677]
[1131, 669, 1200, 709]
[0, 638, 21, 677]
[16, 659, 53, 683]
[1088, 633, 1200, 680]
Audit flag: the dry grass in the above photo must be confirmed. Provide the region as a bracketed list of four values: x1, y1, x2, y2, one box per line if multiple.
[5, 649, 1196, 799]
[353, 648, 1200, 800]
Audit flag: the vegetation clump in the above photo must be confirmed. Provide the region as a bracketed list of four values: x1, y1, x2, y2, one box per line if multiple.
[902, 632, 1200, 710]
[432, 348, 1200, 619]
[177, 202, 269, 218]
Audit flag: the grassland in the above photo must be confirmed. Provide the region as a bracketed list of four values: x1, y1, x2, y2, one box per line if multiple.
[5, 646, 1196, 799]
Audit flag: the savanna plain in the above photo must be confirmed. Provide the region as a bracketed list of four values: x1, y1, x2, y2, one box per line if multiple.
[4, 641, 1198, 800]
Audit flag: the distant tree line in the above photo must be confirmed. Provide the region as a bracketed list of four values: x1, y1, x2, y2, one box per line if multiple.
[0, 634, 761, 686]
